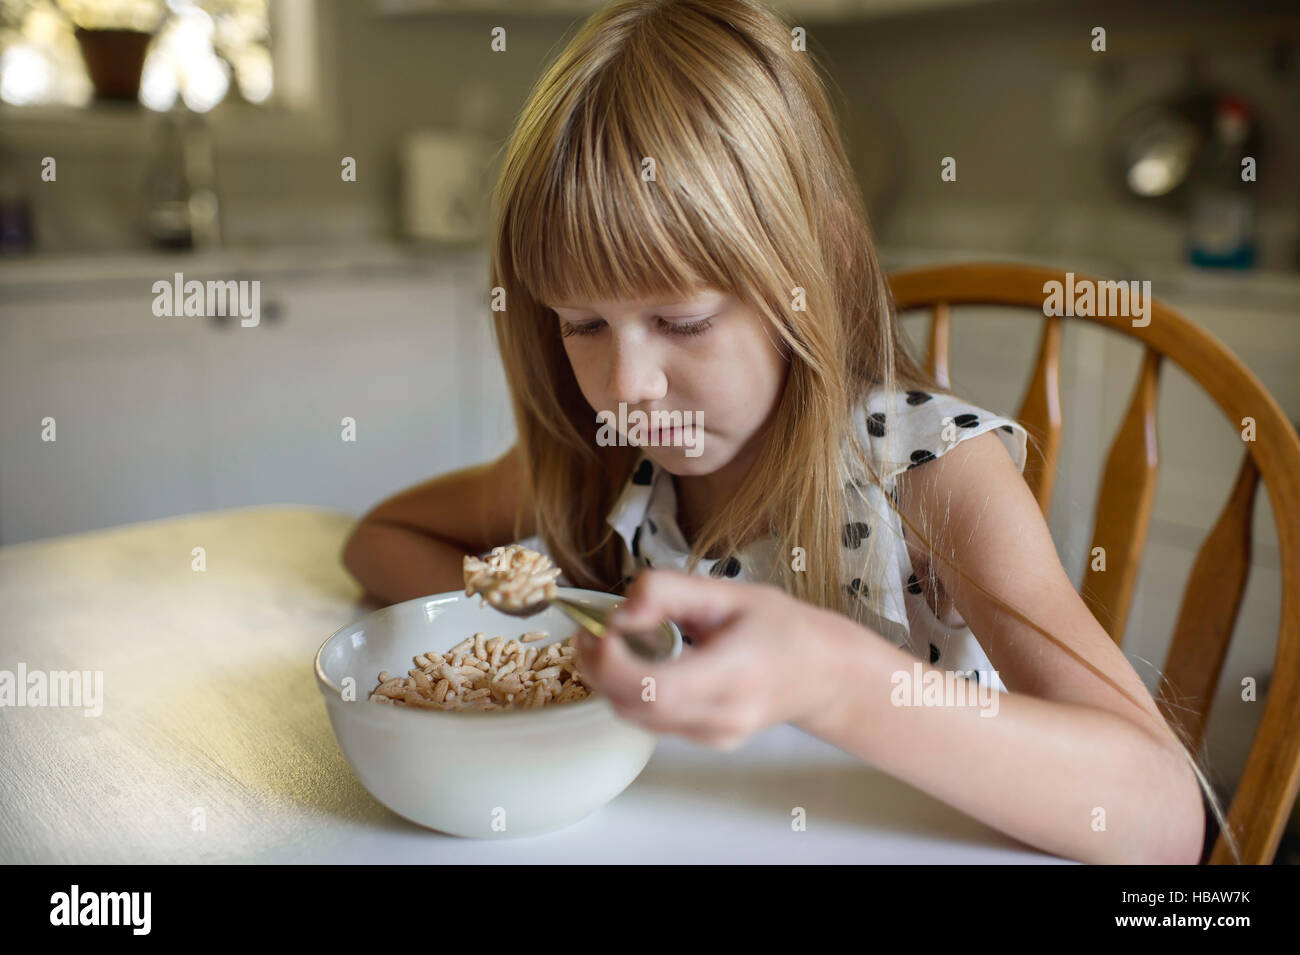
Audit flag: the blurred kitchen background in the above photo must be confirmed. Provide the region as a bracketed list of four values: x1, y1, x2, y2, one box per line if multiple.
[1, 0, 1298, 846]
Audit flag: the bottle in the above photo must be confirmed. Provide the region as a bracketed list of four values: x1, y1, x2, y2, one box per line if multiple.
[180, 109, 222, 250]
[1185, 96, 1257, 269]
[140, 109, 193, 250]
[0, 135, 34, 255]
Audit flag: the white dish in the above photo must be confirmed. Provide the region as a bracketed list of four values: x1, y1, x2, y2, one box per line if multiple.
[314, 587, 682, 838]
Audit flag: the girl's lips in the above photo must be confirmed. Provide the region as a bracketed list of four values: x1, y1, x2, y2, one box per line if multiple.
[655, 425, 699, 443]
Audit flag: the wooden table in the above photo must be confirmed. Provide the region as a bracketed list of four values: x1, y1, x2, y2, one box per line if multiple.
[0, 506, 1075, 863]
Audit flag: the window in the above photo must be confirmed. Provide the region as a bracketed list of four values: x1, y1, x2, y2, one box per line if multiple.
[1, 0, 276, 110]
[0, 0, 332, 153]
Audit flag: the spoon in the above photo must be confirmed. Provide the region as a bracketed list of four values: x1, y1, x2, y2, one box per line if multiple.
[490, 594, 679, 662]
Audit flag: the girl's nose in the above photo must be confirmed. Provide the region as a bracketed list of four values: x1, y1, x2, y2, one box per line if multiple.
[606, 338, 667, 405]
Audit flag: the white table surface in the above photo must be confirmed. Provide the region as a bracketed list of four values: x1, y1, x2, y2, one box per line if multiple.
[0, 506, 1075, 864]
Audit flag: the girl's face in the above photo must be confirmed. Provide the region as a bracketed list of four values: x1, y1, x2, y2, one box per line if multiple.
[547, 287, 789, 476]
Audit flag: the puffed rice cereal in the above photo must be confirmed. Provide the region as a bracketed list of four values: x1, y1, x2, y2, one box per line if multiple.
[463, 544, 562, 612]
[368, 631, 592, 711]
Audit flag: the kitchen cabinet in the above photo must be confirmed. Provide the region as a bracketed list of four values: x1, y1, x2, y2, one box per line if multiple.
[0, 293, 209, 546]
[0, 255, 508, 546]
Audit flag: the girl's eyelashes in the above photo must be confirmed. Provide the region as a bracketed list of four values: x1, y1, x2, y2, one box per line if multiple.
[558, 319, 602, 338]
[663, 315, 714, 337]
[559, 316, 714, 339]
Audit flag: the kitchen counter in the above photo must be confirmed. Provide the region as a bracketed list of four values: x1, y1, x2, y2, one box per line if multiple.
[0, 239, 489, 302]
[4, 238, 1298, 312]
[0, 506, 1073, 863]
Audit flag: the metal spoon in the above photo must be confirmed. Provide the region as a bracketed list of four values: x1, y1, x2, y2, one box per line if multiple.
[490, 594, 679, 662]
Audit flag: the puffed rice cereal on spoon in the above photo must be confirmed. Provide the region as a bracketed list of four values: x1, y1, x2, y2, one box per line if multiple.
[462, 544, 562, 612]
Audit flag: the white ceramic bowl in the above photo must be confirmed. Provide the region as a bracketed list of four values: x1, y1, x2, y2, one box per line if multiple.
[315, 587, 682, 838]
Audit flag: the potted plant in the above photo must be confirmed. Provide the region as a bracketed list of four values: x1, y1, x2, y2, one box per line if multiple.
[56, 0, 167, 103]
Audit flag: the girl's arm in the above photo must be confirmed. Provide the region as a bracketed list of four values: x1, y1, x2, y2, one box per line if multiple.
[341, 443, 536, 605]
[795, 622, 1204, 863]
[795, 430, 1205, 864]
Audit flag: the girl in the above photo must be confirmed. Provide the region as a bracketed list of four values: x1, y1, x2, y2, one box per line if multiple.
[343, 0, 1234, 864]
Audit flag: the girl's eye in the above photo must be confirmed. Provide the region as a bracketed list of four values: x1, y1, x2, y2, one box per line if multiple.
[558, 316, 714, 339]
[559, 320, 604, 338]
[657, 315, 713, 337]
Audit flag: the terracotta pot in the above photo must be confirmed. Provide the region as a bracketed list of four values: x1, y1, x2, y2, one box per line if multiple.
[74, 27, 154, 102]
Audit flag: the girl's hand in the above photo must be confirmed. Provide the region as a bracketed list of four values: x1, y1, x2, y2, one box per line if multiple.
[574, 568, 847, 751]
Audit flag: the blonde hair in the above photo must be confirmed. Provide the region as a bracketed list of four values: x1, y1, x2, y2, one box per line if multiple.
[486, 0, 1237, 863]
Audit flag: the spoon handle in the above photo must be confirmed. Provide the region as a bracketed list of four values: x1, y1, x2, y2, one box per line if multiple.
[553, 598, 674, 661]
[553, 598, 610, 639]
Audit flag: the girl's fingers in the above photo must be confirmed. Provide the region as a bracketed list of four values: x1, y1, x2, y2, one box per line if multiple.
[576, 619, 737, 715]
[575, 625, 656, 708]
[610, 567, 749, 634]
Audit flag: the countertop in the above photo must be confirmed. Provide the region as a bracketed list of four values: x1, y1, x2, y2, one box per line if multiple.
[3, 239, 1298, 312]
[0, 240, 489, 301]
[0, 506, 1073, 863]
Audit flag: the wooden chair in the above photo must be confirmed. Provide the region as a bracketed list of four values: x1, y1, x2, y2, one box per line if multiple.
[888, 262, 1300, 865]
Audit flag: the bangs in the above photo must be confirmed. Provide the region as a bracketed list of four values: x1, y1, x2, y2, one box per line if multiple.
[508, 55, 733, 314]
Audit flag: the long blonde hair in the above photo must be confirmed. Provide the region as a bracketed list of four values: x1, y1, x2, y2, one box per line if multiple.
[486, 0, 1237, 863]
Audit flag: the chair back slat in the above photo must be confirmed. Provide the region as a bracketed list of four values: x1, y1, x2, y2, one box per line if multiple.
[1015, 315, 1064, 517]
[889, 262, 1300, 863]
[1157, 450, 1261, 753]
[1081, 349, 1163, 646]
[927, 302, 952, 388]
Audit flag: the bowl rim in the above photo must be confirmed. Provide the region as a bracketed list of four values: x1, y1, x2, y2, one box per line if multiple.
[313, 586, 680, 727]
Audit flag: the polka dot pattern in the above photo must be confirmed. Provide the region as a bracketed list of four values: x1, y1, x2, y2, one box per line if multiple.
[842, 522, 871, 549]
[597, 388, 1028, 688]
[707, 556, 743, 578]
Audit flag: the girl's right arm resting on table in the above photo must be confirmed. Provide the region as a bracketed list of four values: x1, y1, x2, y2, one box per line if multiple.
[340, 444, 536, 606]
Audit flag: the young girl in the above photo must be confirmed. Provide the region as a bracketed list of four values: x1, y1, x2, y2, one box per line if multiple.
[343, 0, 1234, 864]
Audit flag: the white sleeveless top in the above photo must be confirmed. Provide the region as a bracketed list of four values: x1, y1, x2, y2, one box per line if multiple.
[515, 388, 1028, 692]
